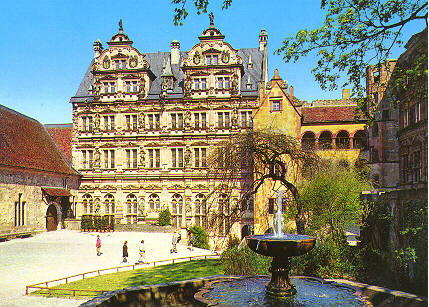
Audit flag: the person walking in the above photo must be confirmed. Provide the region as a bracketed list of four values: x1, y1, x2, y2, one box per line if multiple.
[188, 233, 194, 251]
[122, 241, 128, 263]
[170, 231, 178, 253]
[96, 235, 102, 256]
[137, 240, 148, 264]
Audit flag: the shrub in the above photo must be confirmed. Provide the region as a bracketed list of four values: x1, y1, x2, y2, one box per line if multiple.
[158, 209, 171, 226]
[221, 245, 270, 275]
[188, 225, 210, 250]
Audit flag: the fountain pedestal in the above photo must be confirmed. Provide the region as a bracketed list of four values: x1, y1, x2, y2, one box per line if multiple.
[266, 256, 296, 297]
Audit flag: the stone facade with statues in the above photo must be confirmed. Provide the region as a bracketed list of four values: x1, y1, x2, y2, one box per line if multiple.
[70, 19, 267, 248]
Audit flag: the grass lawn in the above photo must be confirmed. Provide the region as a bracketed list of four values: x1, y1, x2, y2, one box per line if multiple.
[30, 259, 223, 297]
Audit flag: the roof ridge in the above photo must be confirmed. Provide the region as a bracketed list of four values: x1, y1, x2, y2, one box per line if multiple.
[0, 104, 40, 123]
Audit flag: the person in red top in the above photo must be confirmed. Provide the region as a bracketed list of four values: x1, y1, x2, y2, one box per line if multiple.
[96, 235, 102, 256]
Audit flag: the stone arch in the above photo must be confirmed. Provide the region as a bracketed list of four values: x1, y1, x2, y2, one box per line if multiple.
[336, 130, 350, 149]
[46, 202, 62, 231]
[301, 131, 316, 150]
[318, 131, 333, 150]
[353, 130, 367, 149]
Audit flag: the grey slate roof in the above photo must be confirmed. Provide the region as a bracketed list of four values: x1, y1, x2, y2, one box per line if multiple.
[70, 48, 263, 103]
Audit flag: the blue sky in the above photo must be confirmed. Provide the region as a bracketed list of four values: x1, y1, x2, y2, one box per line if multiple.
[0, 0, 424, 124]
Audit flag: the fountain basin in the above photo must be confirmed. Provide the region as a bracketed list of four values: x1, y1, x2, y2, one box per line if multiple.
[246, 234, 316, 257]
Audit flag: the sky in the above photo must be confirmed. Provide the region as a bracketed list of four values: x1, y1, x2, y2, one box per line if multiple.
[0, 0, 425, 124]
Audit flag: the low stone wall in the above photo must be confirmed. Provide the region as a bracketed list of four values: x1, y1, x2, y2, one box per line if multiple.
[114, 223, 174, 233]
[80, 275, 225, 307]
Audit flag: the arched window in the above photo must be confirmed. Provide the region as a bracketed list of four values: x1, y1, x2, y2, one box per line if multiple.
[148, 193, 160, 211]
[194, 193, 207, 228]
[82, 194, 93, 214]
[171, 194, 183, 228]
[126, 194, 138, 224]
[94, 198, 101, 214]
[104, 194, 115, 215]
[336, 130, 350, 149]
[302, 131, 316, 150]
[318, 131, 333, 150]
[353, 130, 367, 149]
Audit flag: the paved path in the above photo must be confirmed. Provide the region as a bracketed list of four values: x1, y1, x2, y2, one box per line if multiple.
[0, 230, 214, 307]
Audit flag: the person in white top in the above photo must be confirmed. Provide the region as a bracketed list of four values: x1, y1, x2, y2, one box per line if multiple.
[137, 239, 148, 264]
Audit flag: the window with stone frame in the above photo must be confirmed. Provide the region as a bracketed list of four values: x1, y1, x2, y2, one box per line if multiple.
[81, 150, 94, 169]
[271, 99, 281, 111]
[171, 148, 184, 168]
[125, 81, 139, 93]
[147, 114, 160, 130]
[171, 193, 183, 228]
[103, 115, 115, 131]
[104, 194, 115, 215]
[14, 194, 25, 227]
[82, 194, 93, 214]
[126, 193, 138, 224]
[125, 149, 138, 169]
[81, 116, 93, 132]
[148, 193, 160, 211]
[103, 150, 115, 169]
[147, 148, 161, 168]
[125, 114, 138, 130]
[194, 148, 207, 168]
[194, 112, 207, 129]
[194, 193, 207, 228]
[171, 113, 184, 129]
[240, 111, 253, 128]
[217, 112, 230, 128]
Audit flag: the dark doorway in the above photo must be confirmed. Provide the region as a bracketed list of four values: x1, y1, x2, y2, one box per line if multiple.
[46, 205, 58, 231]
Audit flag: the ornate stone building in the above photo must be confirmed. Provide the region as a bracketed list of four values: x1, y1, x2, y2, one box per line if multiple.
[70, 20, 267, 246]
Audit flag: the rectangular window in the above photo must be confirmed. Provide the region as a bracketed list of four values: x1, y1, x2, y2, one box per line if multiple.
[103, 150, 115, 169]
[125, 149, 137, 168]
[194, 148, 200, 167]
[178, 148, 183, 168]
[206, 55, 211, 65]
[171, 149, 177, 168]
[178, 113, 183, 129]
[126, 115, 131, 130]
[218, 112, 223, 128]
[104, 150, 109, 169]
[104, 82, 109, 93]
[126, 149, 131, 168]
[171, 114, 177, 129]
[201, 113, 207, 128]
[213, 55, 218, 65]
[272, 100, 281, 111]
[133, 149, 137, 168]
[155, 149, 160, 168]
[115, 60, 120, 69]
[217, 77, 223, 89]
[225, 77, 230, 89]
[225, 112, 230, 128]
[241, 112, 247, 128]
[132, 81, 138, 92]
[148, 115, 154, 130]
[155, 114, 160, 130]
[194, 79, 200, 90]
[194, 113, 200, 129]
[149, 149, 154, 168]
[132, 115, 137, 130]
[122, 60, 126, 69]
[88, 150, 93, 168]
[110, 150, 115, 169]
[82, 116, 87, 131]
[202, 148, 207, 167]
[126, 81, 131, 92]
[110, 82, 115, 93]
[201, 78, 207, 89]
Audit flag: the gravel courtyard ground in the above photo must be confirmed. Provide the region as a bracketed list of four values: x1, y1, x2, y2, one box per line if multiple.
[0, 230, 214, 307]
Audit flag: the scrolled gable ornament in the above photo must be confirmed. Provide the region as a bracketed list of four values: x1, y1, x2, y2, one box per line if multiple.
[129, 56, 138, 68]
[221, 50, 230, 64]
[102, 57, 110, 69]
[193, 51, 201, 65]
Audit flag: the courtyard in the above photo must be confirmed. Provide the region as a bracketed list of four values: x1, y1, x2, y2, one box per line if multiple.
[0, 230, 214, 306]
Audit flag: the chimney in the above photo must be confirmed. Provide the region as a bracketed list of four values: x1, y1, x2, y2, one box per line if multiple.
[289, 85, 294, 100]
[259, 28, 267, 51]
[93, 39, 103, 58]
[342, 88, 351, 99]
[170, 40, 180, 65]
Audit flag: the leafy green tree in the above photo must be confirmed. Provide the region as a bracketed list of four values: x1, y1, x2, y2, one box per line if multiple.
[158, 208, 172, 226]
[292, 161, 370, 246]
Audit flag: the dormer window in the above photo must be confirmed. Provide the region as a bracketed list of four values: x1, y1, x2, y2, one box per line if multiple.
[206, 54, 219, 65]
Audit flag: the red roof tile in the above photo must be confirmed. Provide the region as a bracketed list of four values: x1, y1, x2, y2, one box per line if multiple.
[45, 125, 72, 164]
[301, 106, 358, 123]
[0, 105, 79, 176]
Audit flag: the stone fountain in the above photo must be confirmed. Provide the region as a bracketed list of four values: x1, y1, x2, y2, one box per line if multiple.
[246, 190, 316, 297]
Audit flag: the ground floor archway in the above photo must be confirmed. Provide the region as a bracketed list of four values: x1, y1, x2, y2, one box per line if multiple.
[46, 205, 58, 231]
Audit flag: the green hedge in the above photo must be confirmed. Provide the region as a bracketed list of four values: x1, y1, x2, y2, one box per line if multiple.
[81, 215, 114, 231]
[158, 209, 171, 226]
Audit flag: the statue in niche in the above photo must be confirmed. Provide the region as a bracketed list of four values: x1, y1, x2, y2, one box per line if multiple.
[184, 109, 191, 128]
[184, 77, 192, 96]
[94, 148, 101, 168]
[184, 149, 192, 167]
[231, 106, 238, 127]
[139, 147, 145, 167]
[231, 74, 239, 93]
[138, 112, 145, 130]
[94, 113, 100, 129]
